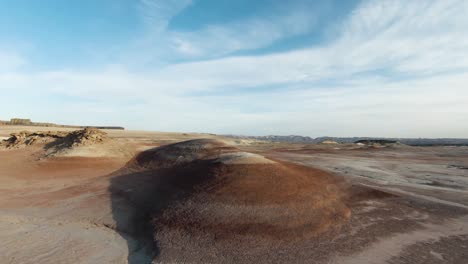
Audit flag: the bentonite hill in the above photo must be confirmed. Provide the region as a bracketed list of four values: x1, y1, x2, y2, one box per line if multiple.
[110, 139, 355, 262]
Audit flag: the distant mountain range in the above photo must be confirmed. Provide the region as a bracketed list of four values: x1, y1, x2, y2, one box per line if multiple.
[225, 135, 468, 146]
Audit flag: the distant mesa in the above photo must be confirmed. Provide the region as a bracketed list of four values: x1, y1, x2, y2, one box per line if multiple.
[0, 117, 124, 130]
[9, 118, 33, 125]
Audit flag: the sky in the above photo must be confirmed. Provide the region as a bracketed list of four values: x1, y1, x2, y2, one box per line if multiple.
[0, 0, 467, 138]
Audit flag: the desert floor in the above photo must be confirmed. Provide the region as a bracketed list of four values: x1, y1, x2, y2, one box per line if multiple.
[0, 126, 467, 263]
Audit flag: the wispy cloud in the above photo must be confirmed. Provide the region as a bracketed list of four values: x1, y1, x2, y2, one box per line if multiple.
[167, 10, 317, 57]
[136, 0, 318, 60]
[139, 0, 193, 32]
[118, 0, 468, 94]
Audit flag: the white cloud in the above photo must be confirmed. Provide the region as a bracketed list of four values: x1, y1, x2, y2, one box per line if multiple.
[333, 0, 468, 75]
[110, 0, 468, 95]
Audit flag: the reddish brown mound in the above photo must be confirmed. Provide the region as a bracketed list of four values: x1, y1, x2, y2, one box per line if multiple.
[153, 161, 351, 242]
[110, 139, 354, 262]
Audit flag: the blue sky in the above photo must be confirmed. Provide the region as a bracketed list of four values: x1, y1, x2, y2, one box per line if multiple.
[0, 0, 467, 137]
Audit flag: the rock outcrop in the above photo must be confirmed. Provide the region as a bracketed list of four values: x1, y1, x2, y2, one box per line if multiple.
[1, 128, 109, 154]
[1, 131, 67, 148]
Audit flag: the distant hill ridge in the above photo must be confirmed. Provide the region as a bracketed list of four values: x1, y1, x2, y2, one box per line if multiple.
[0, 118, 124, 130]
[225, 135, 468, 146]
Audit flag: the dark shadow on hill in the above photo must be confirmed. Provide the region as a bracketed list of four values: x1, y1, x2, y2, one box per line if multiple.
[108, 149, 220, 263]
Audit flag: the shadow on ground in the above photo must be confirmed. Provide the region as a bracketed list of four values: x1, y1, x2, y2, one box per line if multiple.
[109, 168, 157, 264]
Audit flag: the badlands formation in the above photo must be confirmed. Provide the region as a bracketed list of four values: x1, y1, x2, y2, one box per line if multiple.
[0, 126, 467, 263]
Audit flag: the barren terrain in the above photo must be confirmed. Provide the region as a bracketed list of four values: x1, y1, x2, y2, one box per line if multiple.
[0, 125, 467, 263]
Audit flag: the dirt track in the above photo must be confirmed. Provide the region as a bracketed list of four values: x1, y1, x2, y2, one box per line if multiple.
[0, 126, 467, 263]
